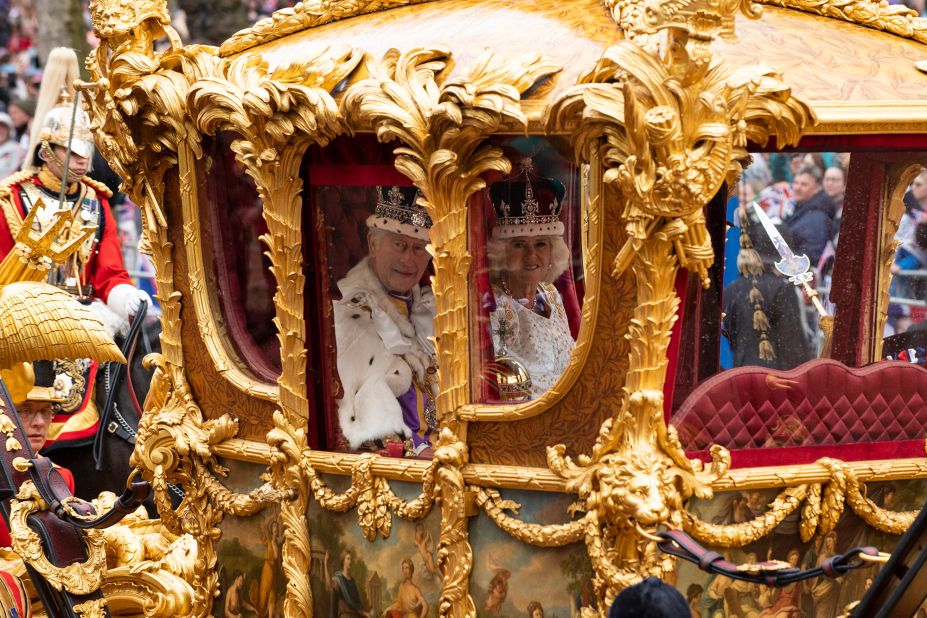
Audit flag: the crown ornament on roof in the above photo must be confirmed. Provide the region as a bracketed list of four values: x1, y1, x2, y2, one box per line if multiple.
[366, 186, 433, 240]
[491, 158, 565, 240]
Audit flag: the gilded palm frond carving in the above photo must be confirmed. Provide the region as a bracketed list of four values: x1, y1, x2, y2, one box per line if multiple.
[343, 48, 559, 618]
[0, 282, 124, 367]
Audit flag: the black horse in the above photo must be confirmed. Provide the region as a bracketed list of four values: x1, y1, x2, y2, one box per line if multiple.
[46, 306, 162, 505]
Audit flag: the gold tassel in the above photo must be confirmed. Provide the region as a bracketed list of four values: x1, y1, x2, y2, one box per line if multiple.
[749, 287, 764, 304]
[753, 307, 770, 331]
[738, 249, 763, 277]
[759, 336, 776, 361]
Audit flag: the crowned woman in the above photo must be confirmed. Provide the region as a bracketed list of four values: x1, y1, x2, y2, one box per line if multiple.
[487, 159, 575, 400]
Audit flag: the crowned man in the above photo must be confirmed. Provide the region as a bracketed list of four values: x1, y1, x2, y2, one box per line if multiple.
[0, 48, 149, 448]
[333, 186, 437, 457]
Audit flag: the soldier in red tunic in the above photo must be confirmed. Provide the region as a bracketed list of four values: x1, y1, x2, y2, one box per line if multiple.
[0, 48, 148, 326]
[0, 48, 150, 448]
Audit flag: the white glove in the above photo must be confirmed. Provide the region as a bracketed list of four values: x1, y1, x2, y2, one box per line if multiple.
[107, 283, 152, 320]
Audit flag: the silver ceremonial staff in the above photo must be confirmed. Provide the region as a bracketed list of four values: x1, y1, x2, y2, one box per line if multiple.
[751, 201, 828, 318]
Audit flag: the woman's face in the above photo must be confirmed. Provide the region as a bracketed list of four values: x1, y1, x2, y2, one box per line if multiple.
[823, 168, 846, 198]
[505, 236, 552, 289]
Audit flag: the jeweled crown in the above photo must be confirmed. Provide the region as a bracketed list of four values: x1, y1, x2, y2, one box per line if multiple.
[366, 186, 433, 240]
[490, 158, 565, 239]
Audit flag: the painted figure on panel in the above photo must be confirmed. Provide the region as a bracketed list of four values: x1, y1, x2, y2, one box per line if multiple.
[226, 570, 258, 618]
[250, 519, 282, 618]
[332, 551, 370, 618]
[332, 185, 438, 456]
[808, 532, 839, 618]
[413, 523, 439, 581]
[483, 569, 511, 614]
[757, 549, 801, 618]
[383, 558, 428, 618]
[526, 601, 544, 618]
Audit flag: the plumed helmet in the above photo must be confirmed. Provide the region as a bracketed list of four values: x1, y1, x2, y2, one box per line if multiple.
[38, 103, 94, 159]
[23, 47, 94, 173]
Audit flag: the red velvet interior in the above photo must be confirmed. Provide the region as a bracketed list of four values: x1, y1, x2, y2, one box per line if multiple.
[673, 359, 927, 466]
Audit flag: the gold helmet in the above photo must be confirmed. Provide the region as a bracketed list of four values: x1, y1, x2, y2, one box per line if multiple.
[38, 101, 94, 160]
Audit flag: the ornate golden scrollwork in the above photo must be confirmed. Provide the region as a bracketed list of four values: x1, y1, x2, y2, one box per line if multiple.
[490, 0, 816, 607]
[73, 598, 108, 618]
[187, 43, 363, 618]
[92, 491, 199, 617]
[9, 482, 107, 595]
[341, 47, 559, 616]
[342, 47, 559, 429]
[219, 0, 436, 56]
[756, 0, 927, 45]
[132, 353, 280, 614]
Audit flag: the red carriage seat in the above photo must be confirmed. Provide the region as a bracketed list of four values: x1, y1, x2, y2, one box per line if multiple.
[672, 359, 927, 451]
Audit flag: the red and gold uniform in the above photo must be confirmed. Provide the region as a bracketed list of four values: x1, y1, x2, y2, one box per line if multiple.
[0, 168, 132, 302]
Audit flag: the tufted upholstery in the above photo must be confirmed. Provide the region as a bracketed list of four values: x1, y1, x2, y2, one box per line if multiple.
[671, 359, 927, 451]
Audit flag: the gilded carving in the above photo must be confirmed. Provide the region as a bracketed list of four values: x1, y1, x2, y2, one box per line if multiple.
[756, 0, 927, 46]
[219, 0, 437, 56]
[9, 482, 107, 595]
[79, 0, 927, 616]
[534, 0, 814, 605]
[73, 598, 108, 618]
[132, 353, 276, 612]
[433, 430, 475, 618]
[343, 47, 559, 429]
[188, 43, 362, 618]
[342, 48, 558, 615]
[177, 154, 278, 404]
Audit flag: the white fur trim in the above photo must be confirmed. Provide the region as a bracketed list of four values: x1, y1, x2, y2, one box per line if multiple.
[366, 214, 431, 242]
[333, 259, 435, 447]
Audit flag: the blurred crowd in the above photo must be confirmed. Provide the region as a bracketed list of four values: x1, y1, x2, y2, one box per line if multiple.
[735, 151, 927, 359]
[0, 0, 41, 179]
[0, 0, 159, 300]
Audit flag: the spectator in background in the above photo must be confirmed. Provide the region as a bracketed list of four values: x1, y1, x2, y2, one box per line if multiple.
[822, 165, 846, 237]
[723, 215, 812, 369]
[783, 165, 835, 264]
[6, 96, 33, 148]
[898, 170, 927, 245]
[891, 221, 927, 300]
[0, 111, 23, 177]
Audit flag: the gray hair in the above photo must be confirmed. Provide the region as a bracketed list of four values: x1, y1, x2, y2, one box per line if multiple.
[795, 164, 822, 185]
[367, 227, 389, 251]
[486, 235, 571, 284]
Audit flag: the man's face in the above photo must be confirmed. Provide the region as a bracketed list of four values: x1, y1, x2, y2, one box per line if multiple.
[44, 145, 88, 181]
[19, 401, 53, 452]
[368, 230, 431, 294]
[792, 173, 820, 204]
[402, 562, 412, 579]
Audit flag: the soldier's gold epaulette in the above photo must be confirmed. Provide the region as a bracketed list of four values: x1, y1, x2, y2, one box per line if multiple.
[0, 170, 36, 198]
[80, 176, 113, 199]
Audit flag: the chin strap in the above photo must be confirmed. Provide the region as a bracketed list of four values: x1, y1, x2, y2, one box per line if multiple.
[656, 529, 888, 587]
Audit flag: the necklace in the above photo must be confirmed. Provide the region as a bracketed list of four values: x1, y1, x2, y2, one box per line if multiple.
[500, 277, 536, 310]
